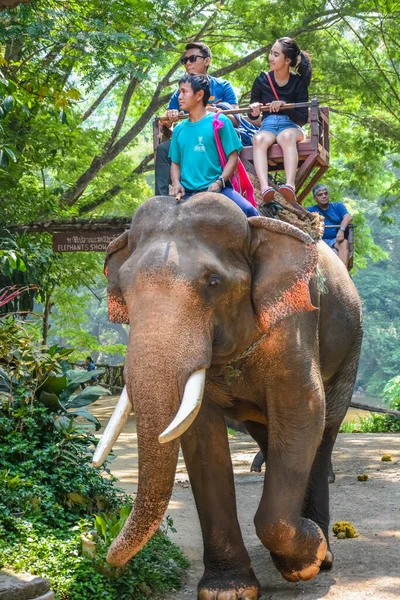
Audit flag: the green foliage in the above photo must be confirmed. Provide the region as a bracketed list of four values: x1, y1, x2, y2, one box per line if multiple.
[0, 315, 72, 399]
[340, 413, 400, 433]
[382, 376, 400, 410]
[0, 397, 127, 531]
[38, 368, 109, 431]
[93, 505, 131, 545]
[354, 206, 400, 393]
[0, 320, 188, 598]
[0, 311, 109, 429]
[0, 89, 17, 169]
[0, 230, 47, 314]
[0, 519, 189, 600]
[48, 289, 127, 364]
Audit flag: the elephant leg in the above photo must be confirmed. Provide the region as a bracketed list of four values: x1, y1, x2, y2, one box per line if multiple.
[181, 400, 261, 600]
[254, 365, 327, 583]
[244, 421, 268, 473]
[302, 430, 337, 571]
[250, 450, 265, 473]
[304, 338, 362, 571]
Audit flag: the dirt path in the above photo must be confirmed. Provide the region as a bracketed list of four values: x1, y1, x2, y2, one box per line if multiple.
[92, 397, 400, 599]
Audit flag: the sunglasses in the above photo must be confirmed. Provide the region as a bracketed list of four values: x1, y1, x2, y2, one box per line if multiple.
[180, 54, 206, 65]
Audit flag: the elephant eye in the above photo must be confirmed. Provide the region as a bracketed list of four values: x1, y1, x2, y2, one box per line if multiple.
[207, 274, 221, 288]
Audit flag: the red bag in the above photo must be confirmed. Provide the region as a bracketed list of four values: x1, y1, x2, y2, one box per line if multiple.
[266, 71, 280, 101]
[212, 114, 256, 207]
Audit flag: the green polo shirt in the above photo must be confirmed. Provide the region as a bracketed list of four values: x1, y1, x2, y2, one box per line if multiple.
[169, 113, 242, 191]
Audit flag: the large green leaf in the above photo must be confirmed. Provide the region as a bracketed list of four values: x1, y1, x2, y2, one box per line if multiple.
[59, 368, 105, 401]
[39, 390, 66, 412]
[3, 147, 16, 162]
[38, 373, 67, 395]
[69, 408, 101, 431]
[0, 150, 9, 169]
[66, 385, 110, 409]
[65, 368, 105, 385]
[2, 96, 14, 113]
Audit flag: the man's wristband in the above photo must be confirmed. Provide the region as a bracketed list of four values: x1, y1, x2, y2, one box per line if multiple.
[340, 226, 346, 231]
[216, 176, 225, 189]
[248, 113, 259, 121]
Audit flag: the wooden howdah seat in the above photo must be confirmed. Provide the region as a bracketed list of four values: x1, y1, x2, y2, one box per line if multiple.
[152, 97, 329, 204]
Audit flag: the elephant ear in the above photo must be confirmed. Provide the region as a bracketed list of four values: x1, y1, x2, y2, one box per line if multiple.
[249, 217, 318, 331]
[104, 231, 130, 324]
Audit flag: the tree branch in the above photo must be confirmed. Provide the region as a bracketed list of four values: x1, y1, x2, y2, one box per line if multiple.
[336, 9, 400, 107]
[324, 28, 399, 122]
[78, 153, 154, 214]
[103, 73, 141, 153]
[81, 74, 123, 122]
[330, 108, 400, 142]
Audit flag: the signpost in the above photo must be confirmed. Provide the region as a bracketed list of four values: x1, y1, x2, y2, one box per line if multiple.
[52, 230, 125, 252]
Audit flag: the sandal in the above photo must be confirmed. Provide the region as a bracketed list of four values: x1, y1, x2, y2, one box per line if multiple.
[262, 187, 275, 203]
[279, 184, 297, 203]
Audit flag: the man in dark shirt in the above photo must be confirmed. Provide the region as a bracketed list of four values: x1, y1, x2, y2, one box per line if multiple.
[308, 184, 352, 268]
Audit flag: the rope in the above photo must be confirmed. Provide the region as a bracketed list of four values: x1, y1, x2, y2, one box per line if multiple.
[247, 173, 324, 242]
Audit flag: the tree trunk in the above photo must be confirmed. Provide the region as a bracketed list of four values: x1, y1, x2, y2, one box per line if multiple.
[41, 288, 54, 345]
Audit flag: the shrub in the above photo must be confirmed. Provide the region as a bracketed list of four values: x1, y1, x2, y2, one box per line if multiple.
[0, 317, 189, 598]
[0, 519, 188, 600]
[0, 396, 189, 599]
[382, 376, 400, 410]
[340, 413, 400, 433]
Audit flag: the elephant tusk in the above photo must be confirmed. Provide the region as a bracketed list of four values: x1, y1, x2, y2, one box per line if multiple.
[92, 385, 132, 467]
[159, 369, 206, 444]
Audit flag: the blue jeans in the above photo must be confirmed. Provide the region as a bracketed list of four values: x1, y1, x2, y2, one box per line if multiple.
[184, 187, 259, 217]
[260, 114, 302, 135]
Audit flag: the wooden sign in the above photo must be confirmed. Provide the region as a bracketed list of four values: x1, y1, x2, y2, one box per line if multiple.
[52, 230, 125, 252]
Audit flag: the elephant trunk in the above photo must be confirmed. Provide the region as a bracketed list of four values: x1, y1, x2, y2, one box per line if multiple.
[104, 271, 212, 567]
[106, 349, 208, 567]
[106, 370, 180, 567]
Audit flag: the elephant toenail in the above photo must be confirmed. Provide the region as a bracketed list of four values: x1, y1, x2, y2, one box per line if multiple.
[198, 591, 217, 600]
[241, 589, 260, 599]
[217, 592, 238, 600]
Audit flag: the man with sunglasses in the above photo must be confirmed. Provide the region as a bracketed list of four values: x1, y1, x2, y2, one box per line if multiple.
[155, 42, 238, 196]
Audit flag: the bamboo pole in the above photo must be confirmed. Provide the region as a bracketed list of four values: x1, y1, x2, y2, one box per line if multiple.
[159, 101, 312, 122]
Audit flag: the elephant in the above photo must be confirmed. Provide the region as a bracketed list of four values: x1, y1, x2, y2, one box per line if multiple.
[93, 193, 362, 600]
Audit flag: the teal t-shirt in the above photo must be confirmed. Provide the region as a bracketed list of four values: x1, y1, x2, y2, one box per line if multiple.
[168, 112, 243, 192]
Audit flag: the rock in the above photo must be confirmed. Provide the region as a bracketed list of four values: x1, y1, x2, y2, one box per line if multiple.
[357, 474, 368, 481]
[0, 569, 54, 600]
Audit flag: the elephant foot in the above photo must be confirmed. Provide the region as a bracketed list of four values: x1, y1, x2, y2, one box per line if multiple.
[250, 450, 265, 473]
[320, 547, 334, 570]
[269, 521, 327, 583]
[198, 570, 261, 600]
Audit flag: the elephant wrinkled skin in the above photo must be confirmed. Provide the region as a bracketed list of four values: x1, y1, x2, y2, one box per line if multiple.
[100, 193, 362, 600]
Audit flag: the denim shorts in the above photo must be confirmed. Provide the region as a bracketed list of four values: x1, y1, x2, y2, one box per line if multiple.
[260, 114, 302, 135]
[324, 238, 338, 249]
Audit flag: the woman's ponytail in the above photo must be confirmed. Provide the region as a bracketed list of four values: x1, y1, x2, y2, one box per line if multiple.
[277, 37, 312, 87]
[297, 50, 312, 88]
